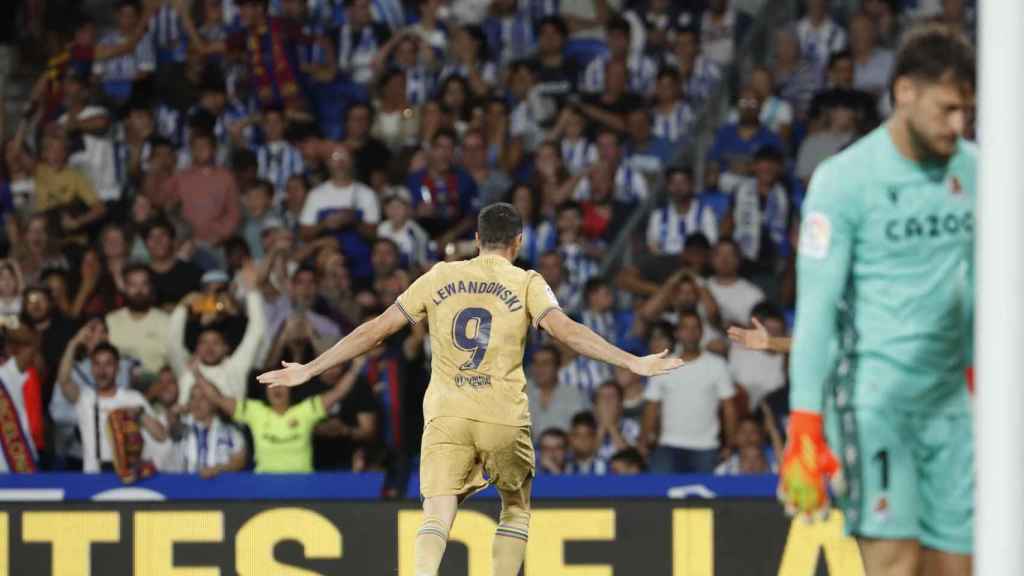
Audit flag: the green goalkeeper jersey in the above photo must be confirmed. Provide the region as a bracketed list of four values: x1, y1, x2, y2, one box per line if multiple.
[790, 125, 976, 415]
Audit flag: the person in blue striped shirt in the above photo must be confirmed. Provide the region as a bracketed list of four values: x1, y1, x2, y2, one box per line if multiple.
[482, 0, 536, 68]
[652, 68, 697, 146]
[664, 27, 723, 109]
[573, 129, 649, 205]
[255, 107, 305, 202]
[580, 15, 657, 97]
[646, 166, 719, 256]
[94, 0, 157, 106]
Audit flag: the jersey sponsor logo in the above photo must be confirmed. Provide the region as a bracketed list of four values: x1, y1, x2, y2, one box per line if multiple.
[799, 211, 831, 259]
[947, 175, 963, 197]
[885, 212, 973, 242]
[454, 374, 492, 388]
[544, 285, 558, 307]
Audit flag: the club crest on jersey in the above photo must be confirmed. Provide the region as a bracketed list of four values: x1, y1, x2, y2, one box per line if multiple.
[947, 175, 963, 197]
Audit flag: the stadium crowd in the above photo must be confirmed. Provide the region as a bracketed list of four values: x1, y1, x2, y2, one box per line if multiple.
[0, 0, 974, 494]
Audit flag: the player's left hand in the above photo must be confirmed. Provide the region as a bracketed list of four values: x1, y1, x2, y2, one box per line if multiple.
[257, 361, 313, 388]
[628, 350, 686, 377]
[728, 317, 770, 351]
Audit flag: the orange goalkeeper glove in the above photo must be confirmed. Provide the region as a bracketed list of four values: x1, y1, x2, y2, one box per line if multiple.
[779, 411, 839, 518]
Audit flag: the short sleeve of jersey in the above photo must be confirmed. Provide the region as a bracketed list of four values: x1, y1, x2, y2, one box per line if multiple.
[395, 264, 440, 325]
[525, 272, 560, 328]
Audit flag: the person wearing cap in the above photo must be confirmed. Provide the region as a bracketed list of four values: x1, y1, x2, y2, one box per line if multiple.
[377, 187, 430, 270]
[0, 326, 44, 472]
[167, 263, 265, 405]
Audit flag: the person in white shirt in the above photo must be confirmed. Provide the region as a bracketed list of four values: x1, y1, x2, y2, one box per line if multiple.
[166, 267, 266, 405]
[57, 76, 121, 204]
[299, 144, 380, 244]
[727, 304, 787, 409]
[57, 340, 167, 473]
[176, 380, 247, 477]
[643, 311, 737, 473]
[105, 264, 170, 380]
[705, 240, 765, 329]
[377, 187, 431, 269]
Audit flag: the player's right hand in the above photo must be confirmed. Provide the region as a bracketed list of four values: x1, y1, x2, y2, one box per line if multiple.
[628, 349, 686, 377]
[257, 361, 313, 388]
[779, 411, 839, 519]
[728, 317, 770, 351]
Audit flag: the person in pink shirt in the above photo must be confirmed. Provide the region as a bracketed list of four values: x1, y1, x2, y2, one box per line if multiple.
[161, 130, 241, 269]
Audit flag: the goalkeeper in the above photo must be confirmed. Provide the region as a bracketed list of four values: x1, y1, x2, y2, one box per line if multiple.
[741, 27, 976, 576]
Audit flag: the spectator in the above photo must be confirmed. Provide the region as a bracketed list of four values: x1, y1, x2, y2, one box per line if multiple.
[371, 69, 422, 152]
[849, 11, 895, 98]
[531, 16, 580, 105]
[0, 326, 44, 472]
[343, 103, 392, 191]
[770, 28, 820, 119]
[554, 202, 601, 299]
[609, 447, 646, 475]
[105, 263, 170, 380]
[58, 72, 120, 207]
[537, 427, 569, 476]
[22, 286, 77, 409]
[706, 240, 765, 329]
[334, 0, 392, 87]
[537, 250, 581, 317]
[579, 164, 634, 243]
[862, 0, 901, 49]
[161, 130, 241, 269]
[664, 27, 723, 108]
[175, 379, 247, 477]
[731, 146, 790, 271]
[728, 303, 788, 410]
[643, 311, 737, 473]
[240, 179, 278, 259]
[651, 68, 697, 147]
[509, 184, 555, 269]
[462, 129, 512, 207]
[255, 107, 304, 201]
[482, 0, 535, 67]
[581, 15, 657, 96]
[281, 174, 310, 233]
[56, 340, 167, 473]
[144, 219, 203, 311]
[728, 66, 795, 143]
[714, 413, 782, 475]
[93, 0, 156, 105]
[577, 60, 643, 134]
[377, 188, 431, 271]
[807, 50, 880, 134]
[144, 366, 183, 472]
[699, 0, 750, 67]
[549, 105, 597, 176]
[795, 0, 848, 79]
[507, 60, 556, 157]
[313, 356, 380, 471]
[624, 108, 674, 180]
[167, 267, 265, 404]
[406, 129, 479, 245]
[0, 260, 24, 327]
[647, 167, 719, 256]
[440, 25, 497, 98]
[640, 271, 726, 352]
[574, 129, 649, 205]
[527, 345, 589, 443]
[565, 411, 607, 475]
[73, 226, 132, 319]
[613, 365, 646, 426]
[11, 215, 69, 286]
[593, 381, 641, 461]
[796, 100, 857, 184]
[300, 143, 380, 284]
[709, 85, 785, 174]
[263, 265, 342, 362]
[193, 363, 350, 472]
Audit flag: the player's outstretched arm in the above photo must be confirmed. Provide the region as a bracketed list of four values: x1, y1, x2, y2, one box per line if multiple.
[539, 308, 685, 377]
[257, 304, 410, 388]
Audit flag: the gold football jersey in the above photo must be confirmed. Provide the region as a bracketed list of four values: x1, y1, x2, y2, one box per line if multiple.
[395, 254, 560, 426]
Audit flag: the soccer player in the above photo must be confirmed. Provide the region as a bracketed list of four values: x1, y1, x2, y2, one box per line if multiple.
[257, 202, 684, 576]
[774, 27, 975, 576]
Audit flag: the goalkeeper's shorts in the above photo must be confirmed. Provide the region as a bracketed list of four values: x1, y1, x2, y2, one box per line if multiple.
[829, 408, 973, 554]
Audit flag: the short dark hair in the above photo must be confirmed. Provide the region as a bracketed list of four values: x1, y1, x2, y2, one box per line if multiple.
[539, 427, 568, 444]
[606, 15, 631, 36]
[657, 67, 681, 84]
[754, 145, 784, 164]
[828, 49, 853, 71]
[584, 277, 610, 299]
[538, 15, 569, 39]
[533, 343, 562, 365]
[751, 301, 784, 324]
[432, 128, 457, 146]
[91, 342, 121, 362]
[679, 309, 702, 327]
[556, 201, 582, 217]
[346, 101, 374, 123]
[145, 217, 176, 240]
[150, 136, 174, 152]
[684, 232, 711, 251]
[246, 179, 274, 197]
[666, 166, 693, 181]
[597, 379, 623, 400]
[571, 411, 598, 432]
[477, 202, 523, 249]
[123, 262, 152, 282]
[891, 25, 975, 93]
[610, 448, 647, 471]
[649, 320, 677, 347]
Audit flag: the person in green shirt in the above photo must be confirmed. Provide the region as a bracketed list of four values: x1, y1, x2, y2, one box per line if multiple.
[195, 364, 355, 473]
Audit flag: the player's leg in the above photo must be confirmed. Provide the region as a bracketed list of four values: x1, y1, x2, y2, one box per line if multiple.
[914, 412, 973, 576]
[416, 417, 488, 576]
[831, 407, 922, 576]
[493, 475, 533, 576]
[475, 421, 536, 576]
[917, 549, 971, 576]
[857, 538, 921, 576]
